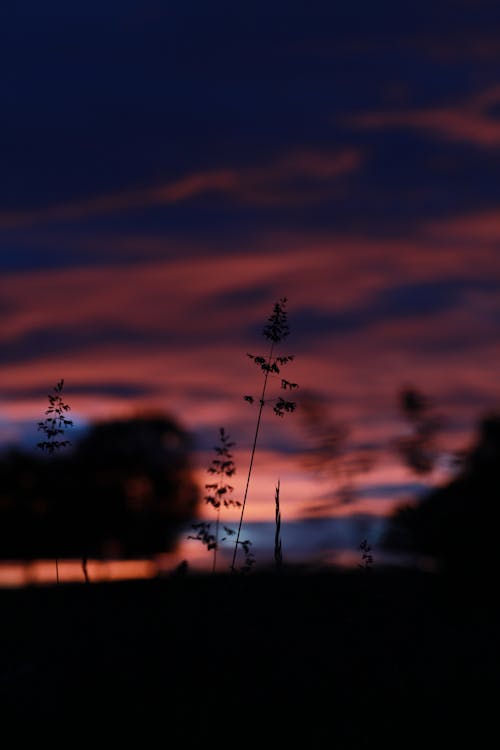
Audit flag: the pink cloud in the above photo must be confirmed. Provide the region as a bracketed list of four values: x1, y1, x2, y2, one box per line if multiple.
[0, 147, 362, 229]
[344, 86, 500, 147]
[428, 209, 500, 243]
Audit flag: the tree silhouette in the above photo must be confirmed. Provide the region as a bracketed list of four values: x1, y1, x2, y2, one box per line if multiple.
[0, 412, 199, 560]
[385, 413, 500, 573]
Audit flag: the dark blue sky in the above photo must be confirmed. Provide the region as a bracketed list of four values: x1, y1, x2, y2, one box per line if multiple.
[2, 1, 500, 228]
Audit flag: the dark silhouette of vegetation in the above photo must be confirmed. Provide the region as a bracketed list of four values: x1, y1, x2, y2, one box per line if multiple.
[237, 537, 256, 573]
[394, 386, 443, 476]
[37, 379, 73, 583]
[0, 412, 199, 564]
[188, 524, 255, 573]
[204, 427, 240, 572]
[232, 297, 298, 572]
[359, 539, 373, 570]
[385, 412, 500, 573]
[4, 570, 497, 744]
[187, 521, 217, 553]
[188, 428, 256, 573]
[37, 379, 73, 455]
[274, 480, 283, 570]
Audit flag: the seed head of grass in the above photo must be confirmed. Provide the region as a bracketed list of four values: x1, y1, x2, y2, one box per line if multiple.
[232, 297, 297, 573]
[263, 297, 290, 343]
[204, 427, 241, 509]
[37, 379, 73, 454]
[244, 298, 298, 417]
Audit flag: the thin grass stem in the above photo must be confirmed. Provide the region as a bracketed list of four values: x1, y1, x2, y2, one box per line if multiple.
[274, 480, 283, 571]
[231, 342, 274, 572]
[213, 507, 220, 574]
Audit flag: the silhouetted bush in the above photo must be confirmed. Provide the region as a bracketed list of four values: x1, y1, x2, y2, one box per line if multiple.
[385, 413, 500, 572]
[0, 413, 199, 559]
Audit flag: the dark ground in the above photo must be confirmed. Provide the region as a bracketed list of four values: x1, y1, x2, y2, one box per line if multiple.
[0, 569, 498, 745]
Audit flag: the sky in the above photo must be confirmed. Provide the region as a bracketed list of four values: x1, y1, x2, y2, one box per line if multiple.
[2, 0, 500, 568]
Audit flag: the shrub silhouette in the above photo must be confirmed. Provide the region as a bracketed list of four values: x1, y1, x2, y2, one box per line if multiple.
[385, 413, 500, 572]
[0, 412, 199, 560]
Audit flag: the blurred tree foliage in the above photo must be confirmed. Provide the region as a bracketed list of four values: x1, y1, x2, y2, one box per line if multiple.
[0, 413, 199, 559]
[385, 413, 500, 572]
[394, 387, 443, 476]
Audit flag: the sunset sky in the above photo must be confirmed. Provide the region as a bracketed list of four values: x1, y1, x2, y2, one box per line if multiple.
[2, 1, 500, 567]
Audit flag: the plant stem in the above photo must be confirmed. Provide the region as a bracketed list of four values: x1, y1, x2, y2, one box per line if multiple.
[213, 507, 220, 574]
[82, 556, 89, 583]
[55, 557, 60, 584]
[274, 480, 282, 571]
[231, 342, 274, 572]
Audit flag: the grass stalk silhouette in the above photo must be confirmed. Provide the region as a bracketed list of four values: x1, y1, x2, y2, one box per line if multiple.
[37, 379, 73, 584]
[231, 298, 297, 572]
[188, 428, 241, 572]
[274, 480, 283, 571]
[204, 428, 240, 573]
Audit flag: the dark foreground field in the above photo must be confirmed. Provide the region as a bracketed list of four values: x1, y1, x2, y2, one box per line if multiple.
[0, 569, 498, 744]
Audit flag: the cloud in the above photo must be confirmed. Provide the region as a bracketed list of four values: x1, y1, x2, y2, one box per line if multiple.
[344, 86, 500, 147]
[2, 231, 499, 420]
[0, 148, 363, 229]
[428, 208, 500, 243]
